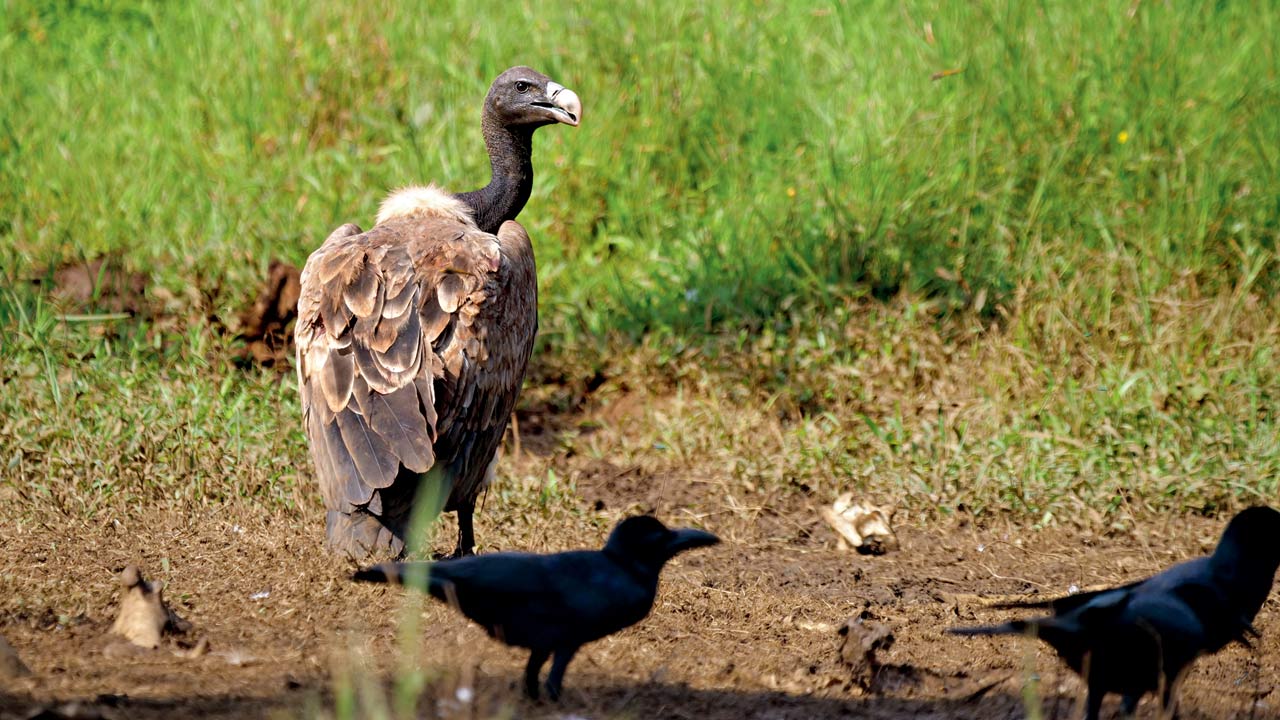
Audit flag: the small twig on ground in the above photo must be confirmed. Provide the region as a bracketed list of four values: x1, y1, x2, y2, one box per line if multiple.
[988, 539, 1072, 562]
[975, 562, 1050, 589]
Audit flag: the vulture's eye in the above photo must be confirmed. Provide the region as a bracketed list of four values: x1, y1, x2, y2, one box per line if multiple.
[514, 80, 531, 93]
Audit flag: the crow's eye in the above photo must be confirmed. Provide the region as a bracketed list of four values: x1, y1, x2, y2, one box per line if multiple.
[514, 80, 531, 93]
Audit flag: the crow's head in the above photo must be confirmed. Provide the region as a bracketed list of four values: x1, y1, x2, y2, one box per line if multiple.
[604, 515, 719, 570]
[1211, 505, 1280, 618]
[1216, 506, 1280, 566]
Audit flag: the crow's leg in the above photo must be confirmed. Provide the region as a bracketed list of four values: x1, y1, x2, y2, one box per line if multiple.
[544, 646, 579, 702]
[1121, 693, 1141, 717]
[1084, 686, 1105, 720]
[1159, 676, 1181, 720]
[524, 648, 550, 700]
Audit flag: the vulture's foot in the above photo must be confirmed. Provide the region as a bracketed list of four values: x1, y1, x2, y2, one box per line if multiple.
[325, 510, 406, 561]
[434, 545, 475, 561]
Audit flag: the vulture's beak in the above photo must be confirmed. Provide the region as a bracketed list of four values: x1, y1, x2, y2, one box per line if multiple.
[542, 81, 581, 127]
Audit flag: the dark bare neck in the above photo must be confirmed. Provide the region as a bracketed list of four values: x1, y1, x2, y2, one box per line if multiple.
[455, 119, 536, 234]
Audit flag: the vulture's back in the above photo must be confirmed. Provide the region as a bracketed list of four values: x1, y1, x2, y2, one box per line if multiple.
[296, 186, 537, 558]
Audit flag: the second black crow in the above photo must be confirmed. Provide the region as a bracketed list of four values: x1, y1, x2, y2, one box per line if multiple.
[353, 514, 719, 700]
[949, 505, 1280, 720]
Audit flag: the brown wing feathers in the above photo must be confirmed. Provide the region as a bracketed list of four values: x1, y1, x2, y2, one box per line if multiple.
[299, 225, 441, 513]
[298, 202, 518, 524]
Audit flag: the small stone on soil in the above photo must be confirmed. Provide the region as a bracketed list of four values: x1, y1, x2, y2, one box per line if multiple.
[837, 617, 895, 691]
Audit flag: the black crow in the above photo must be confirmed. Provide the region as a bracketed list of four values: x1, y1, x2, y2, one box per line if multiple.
[949, 505, 1280, 719]
[353, 515, 719, 700]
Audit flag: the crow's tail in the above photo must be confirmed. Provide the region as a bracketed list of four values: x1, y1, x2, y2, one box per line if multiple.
[351, 562, 433, 589]
[946, 621, 1029, 637]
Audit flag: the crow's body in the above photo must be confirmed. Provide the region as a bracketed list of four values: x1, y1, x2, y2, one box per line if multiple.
[354, 515, 718, 700]
[950, 506, 1280, 719]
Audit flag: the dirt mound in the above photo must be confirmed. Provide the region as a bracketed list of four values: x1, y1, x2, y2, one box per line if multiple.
[231, 260, 301, 368]
[44, 256, 149, 316]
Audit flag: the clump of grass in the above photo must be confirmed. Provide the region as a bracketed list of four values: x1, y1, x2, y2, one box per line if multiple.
[533, 276, 1280, 524]
[4, 2, 1276, 335]
[0, 286, 308, 515]
[2, 0, 1278, 527]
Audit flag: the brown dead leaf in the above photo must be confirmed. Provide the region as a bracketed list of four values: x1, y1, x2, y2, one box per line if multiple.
[233, 260, 301, 368]
[821, 494, 899, 554]
[109, 565, 190, 649]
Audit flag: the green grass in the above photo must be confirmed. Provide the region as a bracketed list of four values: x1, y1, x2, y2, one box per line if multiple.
[1, 0, 1278, 523]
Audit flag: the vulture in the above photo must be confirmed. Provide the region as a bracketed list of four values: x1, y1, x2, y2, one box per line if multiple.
[353, 515, 720, 700]
[295, 67, 581, 559]
[949, 506, 1280, 720]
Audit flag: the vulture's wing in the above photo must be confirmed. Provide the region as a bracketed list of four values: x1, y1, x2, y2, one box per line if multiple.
[429, 220, 537, 491]
[296, 215, 505, 515]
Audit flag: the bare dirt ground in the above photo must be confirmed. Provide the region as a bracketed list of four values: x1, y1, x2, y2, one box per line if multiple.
[2, 406, 1277, 720]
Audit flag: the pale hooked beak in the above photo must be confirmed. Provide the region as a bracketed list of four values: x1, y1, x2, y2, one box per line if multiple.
[544, 81, 582, 127]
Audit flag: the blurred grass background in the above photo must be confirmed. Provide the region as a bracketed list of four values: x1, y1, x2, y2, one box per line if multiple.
[1, 0, 1277, 523]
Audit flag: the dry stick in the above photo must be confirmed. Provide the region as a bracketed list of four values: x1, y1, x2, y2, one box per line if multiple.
[962, 671, 1015, 702]
[462, 659, 477, 720]
[987, 539, 1072, 562]
[58, 313, 131, 322]
[976, 562, 1051, 589]
[1248, 644, 1262, 720]
[1021, 635, 1047, 720]
[1071, 651, 1090, 720]
[1115, 489, 1160, 569]
[509, 411, 521, 462]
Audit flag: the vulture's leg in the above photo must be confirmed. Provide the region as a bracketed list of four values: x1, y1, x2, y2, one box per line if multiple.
[544, 646, 579, 702]
[524, 648, 550, 700]
[452, 501, 476, 558]
[374, 520, 408, 560]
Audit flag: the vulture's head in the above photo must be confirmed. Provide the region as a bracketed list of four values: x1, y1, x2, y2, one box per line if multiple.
[485, 66, 582, 129]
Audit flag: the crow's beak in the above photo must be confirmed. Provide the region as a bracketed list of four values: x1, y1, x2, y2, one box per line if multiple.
[666, 528, 720, 555]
